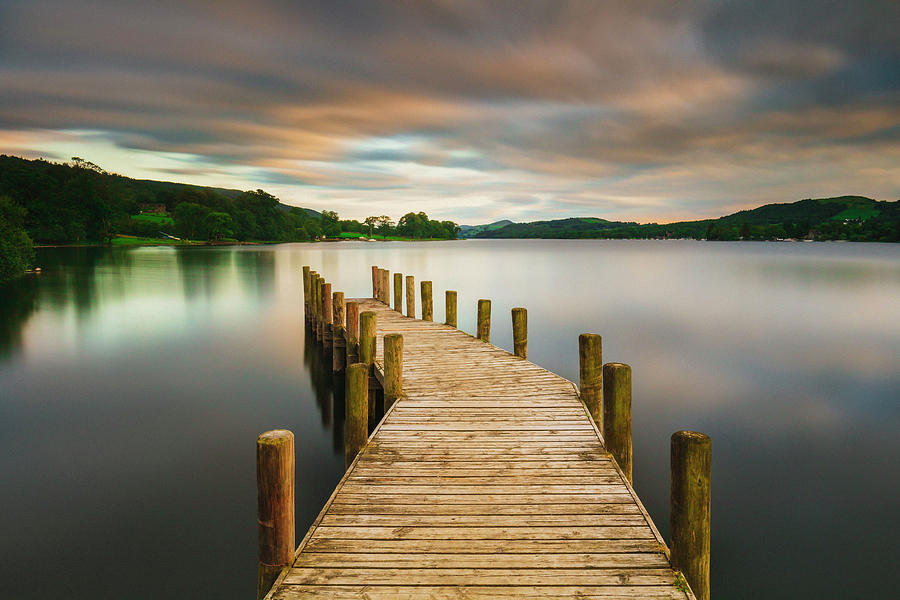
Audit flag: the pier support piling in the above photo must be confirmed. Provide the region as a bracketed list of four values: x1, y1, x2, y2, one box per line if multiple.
[477, 299, 491, 343]
[346, 301, 360, 364]
[512, 307, 527, 358]
[578, 334, 603, 430]
[671, 430, 711, 600]
[302, 266, 310, 322]
[256, 430, 294, 600]
[393, 273, 403, 312]
[405, 275, 415, 317]
[383, 333, 403, 408]
[603, 363, 632, 483]
[322, 283, 333, 360]
[445, 291, 457, 327]
[345, 363, 368, 466]
[332, 292, 346, 373]
[371, 266, 378, 299]
[421, 281, 433, 321]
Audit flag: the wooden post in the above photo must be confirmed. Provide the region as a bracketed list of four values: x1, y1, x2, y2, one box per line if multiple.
[315, 276, 324, 343]
[256, 430, 294, 600]
[512, 307, 527, 358]
[346, 301, 360, 364]
[445, 291, 457, 327]
[345, 363, 368, 466]
[603, 363, 632, 483]
[579, 334, 602, 430]
[371, 265, 378, 298]
[381, 269, 390, 304]
[308, 271, 318, 331]
[405, 275, 415, 318]
[359, 311, 376, 368]
[477, 299, 491, 342]
[421, 281, 433, 321]
[302, 266, 310, 322]
[321, 283, 333, 359]
[332, 292, 346, 373]
[383, 333, 403, 405]
[671, 431, 711, 600]
[393, 273, 403, 312]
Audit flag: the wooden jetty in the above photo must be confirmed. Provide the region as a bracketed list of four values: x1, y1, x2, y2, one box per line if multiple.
[258, 266, 711, 600]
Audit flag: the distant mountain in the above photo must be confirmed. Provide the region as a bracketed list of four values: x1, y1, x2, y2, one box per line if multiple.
[475, 197, 900, 242]
[458, 220, 513, 238]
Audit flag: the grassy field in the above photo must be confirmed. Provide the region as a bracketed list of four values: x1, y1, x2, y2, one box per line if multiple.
[111, 236, 185, 246]
[132, 213, 174, 225]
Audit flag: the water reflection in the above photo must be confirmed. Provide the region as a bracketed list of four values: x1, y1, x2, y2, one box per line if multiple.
[0, 275, 38, 358]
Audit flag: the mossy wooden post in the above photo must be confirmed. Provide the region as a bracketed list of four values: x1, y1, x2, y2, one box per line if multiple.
[603, 362, 632, 483]
[302, 266, 310, 323]
[393, 273, 403, 312]
[671, 431, 711, 600]
[477, 299, 491, 342]
[383, 334, 403, 407]
[421, 281, 433, 321]
[315, 276, 324, 343]
[256, 430, 294, 600]
[381, 269, 391, 304]
[308, 271, 318, 331]
[579, 334, 602, 430]
[346, 301, 360, 364]
[321, 283, 333, 360]
[371, 265, 378, 298]
[359, 311, 376, 370]
[445, 291, 457, 327]
[332, 292, 346, 373]
[511, 307, 527, 358]
[345, 363, 368, 467]
[405, 275, 415, 317]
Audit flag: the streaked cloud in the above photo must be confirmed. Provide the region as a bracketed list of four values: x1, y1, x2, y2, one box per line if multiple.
[0, 0, 898, 223]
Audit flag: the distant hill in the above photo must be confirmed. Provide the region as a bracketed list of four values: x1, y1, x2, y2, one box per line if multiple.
[476, 196, 900, 242]
[458, 220, 513, 238]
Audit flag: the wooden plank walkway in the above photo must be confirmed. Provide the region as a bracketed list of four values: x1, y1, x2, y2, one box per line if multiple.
[266, 299, 694, 600]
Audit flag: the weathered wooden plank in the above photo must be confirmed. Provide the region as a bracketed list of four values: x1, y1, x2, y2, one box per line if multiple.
[309, 526, 656, 540]
[292, 552, 669, 568]
[271, 585, 687, 600]
[283, 567, 677, 585]
[302, 538, 665, 554]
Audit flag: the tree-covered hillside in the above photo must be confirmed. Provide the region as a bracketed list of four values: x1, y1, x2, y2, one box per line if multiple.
[476, 197, 900, 242]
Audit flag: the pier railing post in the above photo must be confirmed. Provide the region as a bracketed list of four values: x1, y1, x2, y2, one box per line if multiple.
[345, 363, 368, 466]
[302, 266, 310, 323]
[371, 266, 378, 298]
[322, 283, 333, 360]
[256, 430, 294, 600]
[477, 299, 491, 342]
[359, 311, 376, 369]
[383, 334, 403, 408]
[602, 363, 632, 483]
[671, 431, 711, 600]
[421, 281, 433, 321]
[445, 291, 457, 327]
[332, 292, 345, 373]
[346, 301, 360, 364]
[512, 307, 527, 358]
[393, 273, 403, 312]
[578, 334, 603, 429]
[405, 275, 415, 317]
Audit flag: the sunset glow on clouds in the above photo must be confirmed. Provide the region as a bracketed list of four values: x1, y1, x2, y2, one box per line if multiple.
[1, 0, 899, 223]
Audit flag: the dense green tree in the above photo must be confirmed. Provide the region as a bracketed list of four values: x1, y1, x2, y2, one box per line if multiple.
[205, 212, 234, 241]
[320, 210, 341, 237]
[174, 202, 210, 240]
[0, 196, 35, 282]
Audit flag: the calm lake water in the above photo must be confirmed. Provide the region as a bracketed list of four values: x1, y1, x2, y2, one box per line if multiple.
[1, 239, 898, 599]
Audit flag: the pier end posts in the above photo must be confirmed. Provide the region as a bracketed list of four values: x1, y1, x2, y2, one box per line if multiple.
[445, 291, 458, 327]
[383, 333, 403, 407]
[393, 273, 403, 312]
[371, 266, 378, 298]
[405, 275, 415, 317]
[332, 292, 346, 372]
[302, 266, 310, 322]
[578, 334, 603, 430]
[670, 430, 711, 600]
[602, 362, 632, 482]
[512, 307, 527, 358]
[381, 269, 390, 304]
[359, 311, 376, 369]
[321, 283, 333, 359]
[421, 281, 433, 321]
[345, 363, 368, 466]
[256, 430, 295, 600]
[315, 276, 324, 342]
[477, 299, 491, 342]
[346, 301, 360, 364]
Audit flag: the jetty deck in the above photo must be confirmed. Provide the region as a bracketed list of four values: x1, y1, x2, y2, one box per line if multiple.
[264, 297, 694, 600]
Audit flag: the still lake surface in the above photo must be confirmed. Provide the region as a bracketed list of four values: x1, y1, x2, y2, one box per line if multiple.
[1, 239, 898, 599]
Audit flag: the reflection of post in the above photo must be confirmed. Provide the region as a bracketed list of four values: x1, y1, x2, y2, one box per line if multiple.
[512, 307, 527, 358]
[393, 273, 403, 312]
[579, 333, 602, 430]
[603, 363, 632, 483]
[477, 299, 491, 342]
[405, 275, 415, 317]
[256, 430, 294, 600]
[346, 301, 360, 365]
[421, 281, 433, 321]
[345, 363, 368, 468]
[445, 291, 457, 327]
[671, 431, 711, 600]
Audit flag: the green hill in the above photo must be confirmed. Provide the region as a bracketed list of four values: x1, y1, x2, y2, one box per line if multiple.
[476, 196, 900, 242]
[458, 220, 513, 238]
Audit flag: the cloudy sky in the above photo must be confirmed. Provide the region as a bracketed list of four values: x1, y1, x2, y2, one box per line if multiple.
[1, 1, 898, 224]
